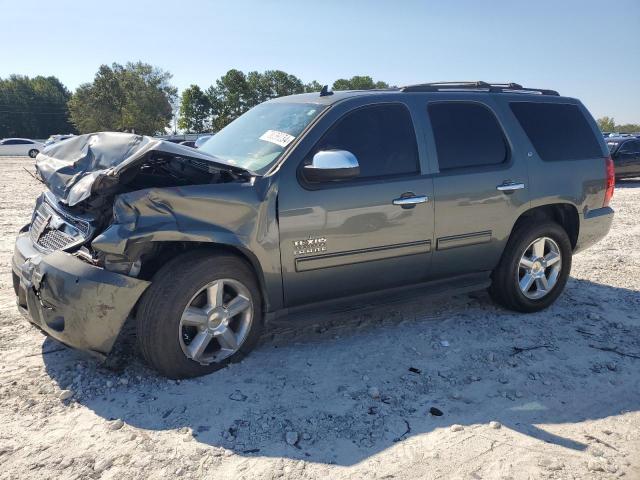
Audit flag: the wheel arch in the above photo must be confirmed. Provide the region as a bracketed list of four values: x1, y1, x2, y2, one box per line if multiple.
[137, 240, 273, 313]
[510, 203, 579, 250]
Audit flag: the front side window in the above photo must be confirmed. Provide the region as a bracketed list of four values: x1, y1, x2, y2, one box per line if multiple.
[510, 102, 602, 161]
[198, 102, 324, 174]
[428, 102, 508, 171]
[312, 104, 419, 178]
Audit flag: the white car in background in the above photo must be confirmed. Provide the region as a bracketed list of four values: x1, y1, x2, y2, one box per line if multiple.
[0, 138, 44, 158]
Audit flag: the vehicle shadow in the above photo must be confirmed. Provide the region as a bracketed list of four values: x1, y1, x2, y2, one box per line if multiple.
[42, 277, 640, 466]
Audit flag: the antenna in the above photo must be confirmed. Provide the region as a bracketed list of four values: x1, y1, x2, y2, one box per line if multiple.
[319, 85, 333, 97]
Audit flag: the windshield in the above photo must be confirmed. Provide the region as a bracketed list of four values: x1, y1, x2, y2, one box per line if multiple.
[607, 141, 620, 152]
[198, 102, 323, 174]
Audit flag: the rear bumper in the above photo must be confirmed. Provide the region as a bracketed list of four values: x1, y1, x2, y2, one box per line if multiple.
[574, 207, 614, 254]
[12, 230, 150, 359]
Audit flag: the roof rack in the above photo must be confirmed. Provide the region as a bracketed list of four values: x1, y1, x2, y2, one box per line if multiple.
[401, 81, 559, 96]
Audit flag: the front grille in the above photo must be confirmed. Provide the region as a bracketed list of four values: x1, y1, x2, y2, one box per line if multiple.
[29, 200, 89, 252]
[37, 229, 75, 250]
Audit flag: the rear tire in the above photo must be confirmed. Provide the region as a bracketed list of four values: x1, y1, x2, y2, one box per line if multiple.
[489, 221, 572, 312]
[136, 250, 263, 379]
[28, 149, 39, 158]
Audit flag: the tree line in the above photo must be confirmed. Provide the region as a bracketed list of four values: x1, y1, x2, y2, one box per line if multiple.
[0, 75, 75, 138]
[0, 63, 390, 138]
[178, 71, 389, 133]
[596, 116, 640, 134]
[3, 63, 638, 138]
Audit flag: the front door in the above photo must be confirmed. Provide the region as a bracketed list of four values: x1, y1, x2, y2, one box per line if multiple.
[278, 103, 434, 307]
[426, 100, 530, 277]
[615, 140, 640, 177]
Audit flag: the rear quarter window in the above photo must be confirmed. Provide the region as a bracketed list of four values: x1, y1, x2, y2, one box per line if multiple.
[510, 102, 602, 161]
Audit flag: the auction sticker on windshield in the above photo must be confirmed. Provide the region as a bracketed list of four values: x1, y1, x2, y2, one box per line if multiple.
[259, 130, 295, 148]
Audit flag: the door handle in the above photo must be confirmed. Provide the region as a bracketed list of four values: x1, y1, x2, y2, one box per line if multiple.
[496, 182, 525, 192]
[392, 194, 428, 207]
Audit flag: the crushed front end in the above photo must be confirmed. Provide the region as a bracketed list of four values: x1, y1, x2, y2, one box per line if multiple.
[12, 132, 253, 359]
[12, 191, 150, 358]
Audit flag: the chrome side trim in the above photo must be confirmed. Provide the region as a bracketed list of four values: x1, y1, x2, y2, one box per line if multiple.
[436, 231, 492, 251]
[295, 240, 431, 272]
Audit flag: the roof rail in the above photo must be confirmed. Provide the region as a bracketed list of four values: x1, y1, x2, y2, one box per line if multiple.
[401, 81, 559, 96]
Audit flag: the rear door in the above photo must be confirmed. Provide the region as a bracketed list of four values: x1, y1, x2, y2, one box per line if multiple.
[278, 101, 435, 307]
[425, 98, 530, 277]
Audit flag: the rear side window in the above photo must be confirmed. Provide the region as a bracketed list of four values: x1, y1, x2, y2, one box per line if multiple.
[428, 102, 508, 170]
[510, 102, 602, 161]
[314, 104, 419, 178]
[619, 140, 640, 154]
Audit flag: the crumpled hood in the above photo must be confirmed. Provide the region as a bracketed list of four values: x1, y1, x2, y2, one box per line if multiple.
[35, 132, 243, 206]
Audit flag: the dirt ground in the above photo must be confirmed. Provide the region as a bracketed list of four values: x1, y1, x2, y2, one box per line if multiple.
[0, 156, 638, 480]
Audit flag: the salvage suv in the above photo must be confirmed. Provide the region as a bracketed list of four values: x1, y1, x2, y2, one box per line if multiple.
[13, 82, 615, 379]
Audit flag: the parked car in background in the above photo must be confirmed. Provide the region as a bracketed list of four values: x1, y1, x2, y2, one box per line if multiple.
[12, 82, 615, 378]
[44, 134, 76, 147]
[0, 138, 44, 157]
[194, 135, 213, 148]
[179, 140, 197, 148]
[607, 136, 640, 179]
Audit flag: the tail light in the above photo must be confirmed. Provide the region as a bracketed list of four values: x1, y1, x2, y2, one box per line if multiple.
[603, 156, 615, 207]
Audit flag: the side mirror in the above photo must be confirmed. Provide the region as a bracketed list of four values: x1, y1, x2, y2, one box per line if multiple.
[303, 150, 360, 183]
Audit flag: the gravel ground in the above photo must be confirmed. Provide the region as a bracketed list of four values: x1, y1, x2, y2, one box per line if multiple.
[0, 156, 639, 480]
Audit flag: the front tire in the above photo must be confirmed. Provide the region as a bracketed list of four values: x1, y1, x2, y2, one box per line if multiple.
[28, 149, 39, 158]
[136, 250, 263, 379]
[489, 221, 572, 312]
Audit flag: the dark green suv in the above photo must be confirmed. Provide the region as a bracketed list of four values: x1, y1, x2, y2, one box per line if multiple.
[13, 82, 615, 378]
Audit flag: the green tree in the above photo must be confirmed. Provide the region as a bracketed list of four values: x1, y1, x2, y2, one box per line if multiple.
[246, 70, 304, 105]
[206, 69, 251, 131]
[206, 69, 307, 130]
[304, 80, 323, 93]
[178, 85, 211, 133]
[332, 75, 389, 90]
[597, 116, 616, 132]
[68, 62, 177, 135]
[0, 74, 74, 138]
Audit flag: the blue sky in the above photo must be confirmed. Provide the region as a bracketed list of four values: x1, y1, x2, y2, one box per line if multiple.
[1, 0, 639, 123]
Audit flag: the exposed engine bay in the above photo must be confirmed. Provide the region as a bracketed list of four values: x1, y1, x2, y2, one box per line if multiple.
[120, 154, 239, 191]
[30, 133, 256, 277]
[70, 152, 248, 219]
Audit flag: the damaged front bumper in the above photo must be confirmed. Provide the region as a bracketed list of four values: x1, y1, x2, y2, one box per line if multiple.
[12, 230, 150, 359]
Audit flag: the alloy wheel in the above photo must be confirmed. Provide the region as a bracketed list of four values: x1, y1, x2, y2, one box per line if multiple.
[178, 278, 253, 365]
[516, 236, 562, 300]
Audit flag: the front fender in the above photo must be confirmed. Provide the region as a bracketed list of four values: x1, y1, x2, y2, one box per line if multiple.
[91, 181, 284, 311]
